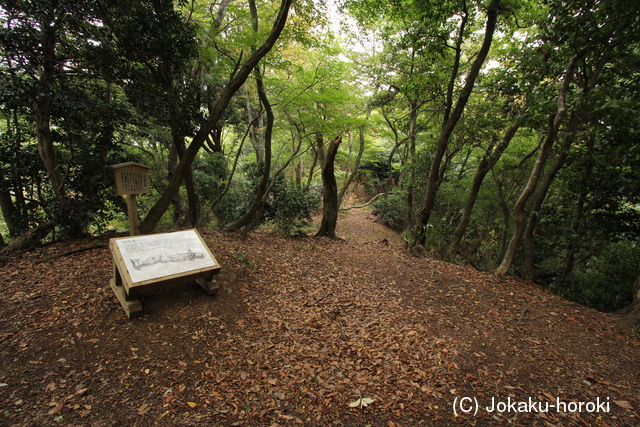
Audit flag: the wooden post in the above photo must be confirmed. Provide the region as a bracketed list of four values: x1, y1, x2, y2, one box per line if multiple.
[127, 194, 139, 236]
[111, 162, 150, 236]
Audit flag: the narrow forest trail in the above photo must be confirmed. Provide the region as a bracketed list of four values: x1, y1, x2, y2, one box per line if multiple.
[332, 207, 405, 246]
[0, 207, 639, 426]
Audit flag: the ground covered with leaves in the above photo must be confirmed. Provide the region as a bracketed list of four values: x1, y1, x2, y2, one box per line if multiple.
[1, 208, 639, 427]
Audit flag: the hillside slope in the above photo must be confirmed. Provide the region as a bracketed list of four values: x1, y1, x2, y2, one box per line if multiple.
[0, 208, 638, 426]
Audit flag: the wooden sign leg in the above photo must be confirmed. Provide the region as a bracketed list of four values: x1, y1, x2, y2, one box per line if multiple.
[110, 263, 143, 318]
[197, 275, 220, 295]
[127, 194, 140, 236]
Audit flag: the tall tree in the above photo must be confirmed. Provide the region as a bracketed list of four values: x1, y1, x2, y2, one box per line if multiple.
[498, 0, 640, 276]
[496, 56, 576, 275]
[139, 0, 293, 234]
[1, 0, 196, 237]
[315, 135, 342, 238]
[338, 125, 366, 207]
[226, 0, 275, 232]
[450, 118, 520, 253]
[414, 0, 501, 246]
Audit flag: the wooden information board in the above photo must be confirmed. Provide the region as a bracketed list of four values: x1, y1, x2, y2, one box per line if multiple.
[109, 229, 220, 318]
[110, 162, 151, 236]
[111, 162, 151, 195]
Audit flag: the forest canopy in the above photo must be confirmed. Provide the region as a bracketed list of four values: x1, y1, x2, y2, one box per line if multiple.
[1, 0, 640, 314]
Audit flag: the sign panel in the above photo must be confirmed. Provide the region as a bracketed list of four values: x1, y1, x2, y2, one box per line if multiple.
[111, 162, 151, 195]
[114, 229, 217, 284]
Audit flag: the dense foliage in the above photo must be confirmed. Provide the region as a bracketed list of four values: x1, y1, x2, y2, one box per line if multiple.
[1, 0, 639, 312]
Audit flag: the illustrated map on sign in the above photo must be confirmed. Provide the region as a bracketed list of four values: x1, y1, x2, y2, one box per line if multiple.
[115, 230, 217, 283]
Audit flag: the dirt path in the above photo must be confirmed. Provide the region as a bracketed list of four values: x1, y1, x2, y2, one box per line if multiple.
[334, 207, 404, 246]
[1, 208, 639, 426]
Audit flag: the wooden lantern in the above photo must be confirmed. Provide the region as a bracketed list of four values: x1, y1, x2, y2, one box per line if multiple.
[111, 162, 151, 236]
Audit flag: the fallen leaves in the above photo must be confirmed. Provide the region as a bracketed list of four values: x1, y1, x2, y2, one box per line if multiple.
[613, 400, 634, 410]
[349, 397, 375, 408]
[0, 210, 639, 426]
[137, 403, 150, 416]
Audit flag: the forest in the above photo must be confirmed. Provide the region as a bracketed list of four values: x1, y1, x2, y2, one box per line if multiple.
[1, 0, 640, 317]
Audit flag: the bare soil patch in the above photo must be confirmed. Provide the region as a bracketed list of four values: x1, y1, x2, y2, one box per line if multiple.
[1, 208, 639, 426]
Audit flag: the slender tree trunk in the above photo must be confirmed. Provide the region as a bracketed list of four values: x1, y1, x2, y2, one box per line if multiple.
[0, 185, 18, 237]
[226, 67, 273, 231]
[521, 117, 577, 277]
[36, 19, 65, 204]
[209, 112, 263, 211]
[315, 136, 342, 238]
[245, 131, 304, 232]
[443, 0, 468, 124]
[173, 134, 201, 228]
[415, 0, 501, 246]
[338, 125, 366, 207]
[450, 119, 520, 253]
[304, 148, 318, 193]
[140, 0, 292, 234]
[562, 135, 596, 277]
[404, 101, 418, 237]
[244, 84, 264, 163]
[496, 56, 577, 275]
[377, 109, 407, 223]
[226, 0, 273, 232]
[296, 156, 303, 187]
[493, 170, 510, 256]
[496, 118, 556, 275]
[623, 270, 640, 323]
[168, 142, 187, 227]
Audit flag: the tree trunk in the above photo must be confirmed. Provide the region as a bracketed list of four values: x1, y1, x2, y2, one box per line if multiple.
[244, 84, 264, 163]
[173, 134, 201, 228]
[521, 116, 577, 277]
[168, 142, 187, 227]
[36, 18, 65, 204]
[140, 0, 292, 234]
[226, 0, 273, 232]
[0, 187, 18, 237]
[493, 170, 511, 257]
[315, 136, 342, 238]
[415, 0, 501, 246]
[496, 56, 577, 275]
[622, 272, 640, 324]
[403, 100, 418, 237]
[295, 156, 303, 187]
[226, 0, 274, 231]
[338, 125, 366, 207]
[227, 68, 272, 231]
[450, 119, 520, 253]
[0, 154, 20, 236]
[304, 148, 318, 193]
[377, 108, 408, 223]
[561, 134, 597, 278]
[0, 221, 55, 255]
[245, 129, 305, 232]
[443, 1, 468, 124]
[495, 116, 557, 275]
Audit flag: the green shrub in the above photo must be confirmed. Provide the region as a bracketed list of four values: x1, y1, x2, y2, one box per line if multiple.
[212, 171, 319, 236]
[373, 191, 406, 230]
[268, 180, 319, 236]
[553, 240, 640, 312]
[213, 186, 251, 226]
